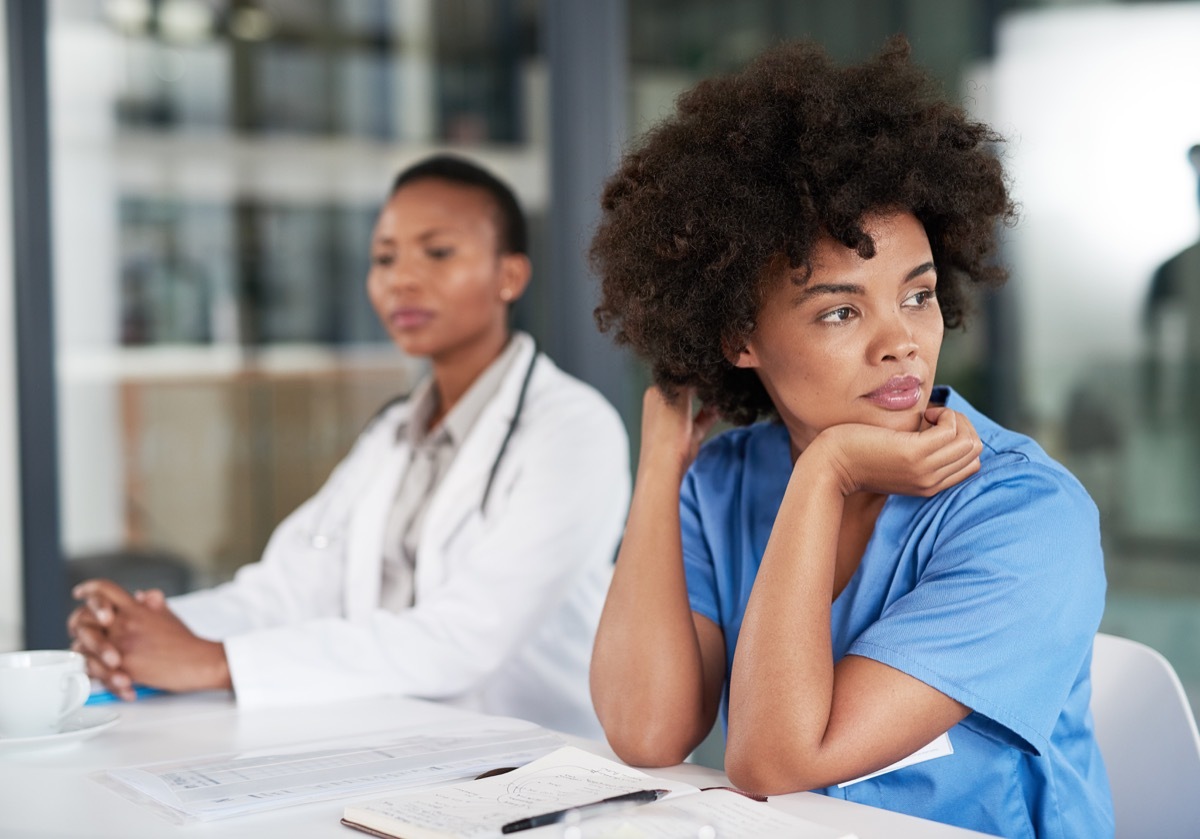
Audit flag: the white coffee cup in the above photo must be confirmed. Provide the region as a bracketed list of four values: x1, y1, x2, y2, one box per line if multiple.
[0, 650, 91, 737]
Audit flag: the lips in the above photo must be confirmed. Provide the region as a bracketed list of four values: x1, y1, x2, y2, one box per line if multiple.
[864, 375, 923, 410]
[389, 307, 434, 330]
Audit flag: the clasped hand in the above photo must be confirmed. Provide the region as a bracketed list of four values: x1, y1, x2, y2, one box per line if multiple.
[639, 385, 981, 498]
[812, 405, 983, 498]
[67, 579, 230, 700]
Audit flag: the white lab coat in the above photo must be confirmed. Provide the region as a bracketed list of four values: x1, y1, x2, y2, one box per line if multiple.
[169, 334, 630, 737]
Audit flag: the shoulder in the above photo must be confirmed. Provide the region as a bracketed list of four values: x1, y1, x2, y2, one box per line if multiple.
[926, 389, 1102, 578]
[941, 387, 1096, 519]
[519, 351, 628, 449]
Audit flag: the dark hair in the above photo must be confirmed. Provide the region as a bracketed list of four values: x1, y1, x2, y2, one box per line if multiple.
[391, 154, 528, 255]
[591, 37, 1016, 425]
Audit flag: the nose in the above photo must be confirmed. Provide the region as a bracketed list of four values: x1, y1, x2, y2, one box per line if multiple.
[871, 311, 918, 363]
[376, 255, 421, 294]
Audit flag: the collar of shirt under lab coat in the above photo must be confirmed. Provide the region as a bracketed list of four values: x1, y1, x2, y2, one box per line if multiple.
[380, 337, 525, 610]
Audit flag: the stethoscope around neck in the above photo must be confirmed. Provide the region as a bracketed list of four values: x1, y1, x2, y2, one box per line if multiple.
[479, 338, 538, 513]
[301, 340, 539, 550]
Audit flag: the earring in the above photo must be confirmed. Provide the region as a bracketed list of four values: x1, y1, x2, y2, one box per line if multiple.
[500, 289, 513, 302]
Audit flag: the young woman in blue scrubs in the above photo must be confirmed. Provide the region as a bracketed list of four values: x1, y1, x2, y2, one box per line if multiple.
[588, 38, 1113, 838]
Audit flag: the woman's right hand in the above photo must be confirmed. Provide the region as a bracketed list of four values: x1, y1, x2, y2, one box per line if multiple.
[811, 405, 983, 498]
[638, 386, 720, 478]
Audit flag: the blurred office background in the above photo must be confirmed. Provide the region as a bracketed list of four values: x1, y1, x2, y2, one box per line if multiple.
[1, 0, 1198, 736]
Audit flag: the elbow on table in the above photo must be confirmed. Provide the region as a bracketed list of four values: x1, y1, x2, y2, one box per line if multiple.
[600, 718, 701, 769]
[724, 740, 821, 797]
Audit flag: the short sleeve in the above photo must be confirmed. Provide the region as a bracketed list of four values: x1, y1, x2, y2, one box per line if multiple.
[848, 457, 1106, 755]
[681, 467, 722, 627]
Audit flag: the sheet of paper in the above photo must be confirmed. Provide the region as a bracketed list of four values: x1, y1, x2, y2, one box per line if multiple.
[98, 717, 563, 823]
[346, 747, 857, 839]
[838, 731, 953, 787]
[573, 789, 857, 839]
[344, 745, 701, 839]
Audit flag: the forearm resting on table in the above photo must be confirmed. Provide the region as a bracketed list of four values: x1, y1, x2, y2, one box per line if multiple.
[724, 448, 968, 794]
[723, 457, 844, 792]
[590, 464, 718, 766]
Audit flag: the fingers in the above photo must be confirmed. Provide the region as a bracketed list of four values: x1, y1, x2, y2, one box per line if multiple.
[922, 455, 982, 497]
[640, 385, 716, 474]
[70, 640, 134, 699]
[646, 384, 707, 414]
[73, 579, 138, 629]
[918, 410, 981, 458]
[692, 403, 721, 446]
[70, 618, 123, 670]
[68, 580, 145, 701]
[912, 416, 982, 496]
[887, 410, 980, 496]
[135, 589, 168, 611]
[67, 602, 131, 695]
[73, 578, 138, 613]
[941, 410, 983, 471]
[926, 408, 981, 448]
[66, 603, 100, 637]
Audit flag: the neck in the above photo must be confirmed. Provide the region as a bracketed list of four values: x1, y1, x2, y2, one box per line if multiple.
[427, 326, 512, 429]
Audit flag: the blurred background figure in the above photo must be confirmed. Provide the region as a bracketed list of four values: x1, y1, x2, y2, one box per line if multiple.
[1144, 144, 1200, 428]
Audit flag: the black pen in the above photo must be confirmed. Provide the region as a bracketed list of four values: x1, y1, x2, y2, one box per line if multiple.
[500, 788, 670, 834]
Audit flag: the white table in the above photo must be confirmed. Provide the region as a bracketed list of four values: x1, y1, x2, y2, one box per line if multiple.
[0, 692, 997, 838]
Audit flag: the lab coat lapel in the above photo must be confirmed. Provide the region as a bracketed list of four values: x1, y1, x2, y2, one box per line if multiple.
[415, 335, 536, 596]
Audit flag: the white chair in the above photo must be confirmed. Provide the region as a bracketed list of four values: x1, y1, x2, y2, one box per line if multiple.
[1090, 632, 1200, 838]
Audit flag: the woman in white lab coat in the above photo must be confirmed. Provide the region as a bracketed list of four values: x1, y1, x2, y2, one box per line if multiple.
[68, 155, 630, 737]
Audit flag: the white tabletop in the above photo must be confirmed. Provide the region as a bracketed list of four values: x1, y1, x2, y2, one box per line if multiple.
[0, 692, 997, 838]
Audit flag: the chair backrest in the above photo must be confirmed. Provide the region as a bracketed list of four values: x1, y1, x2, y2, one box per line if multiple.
[1090, 632, 1200, 838]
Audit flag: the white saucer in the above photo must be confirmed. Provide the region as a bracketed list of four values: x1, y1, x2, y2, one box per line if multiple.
[0, 706, 120, 751]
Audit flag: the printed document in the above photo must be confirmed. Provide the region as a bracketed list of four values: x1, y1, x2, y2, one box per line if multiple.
[97, 716, 563, 823]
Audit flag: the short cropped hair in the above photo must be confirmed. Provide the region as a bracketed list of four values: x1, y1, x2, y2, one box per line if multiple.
[391, 154, 528, 256]
[591, 37, 1016, 425]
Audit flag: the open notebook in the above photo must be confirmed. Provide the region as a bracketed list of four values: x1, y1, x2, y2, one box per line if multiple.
[342, 745, 857, 839]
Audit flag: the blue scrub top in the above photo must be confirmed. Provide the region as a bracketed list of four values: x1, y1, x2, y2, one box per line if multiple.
[681, 387, 1113, 839]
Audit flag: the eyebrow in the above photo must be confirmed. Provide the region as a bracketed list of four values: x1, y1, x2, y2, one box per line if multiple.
[791, 260, 936, 305]
[372, 228, 460, 246]
[416, 227, 459, 241]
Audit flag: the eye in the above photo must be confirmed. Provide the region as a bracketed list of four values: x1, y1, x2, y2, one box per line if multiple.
[903, 288, 937, 309]
[426, 246, 454, 260]
[819, 306, 856, 324]
[371, 253, 394, 268]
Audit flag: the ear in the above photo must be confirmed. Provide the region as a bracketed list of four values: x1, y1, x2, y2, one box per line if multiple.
[723, 334, 760, 369]
[498, 253, 532, 303]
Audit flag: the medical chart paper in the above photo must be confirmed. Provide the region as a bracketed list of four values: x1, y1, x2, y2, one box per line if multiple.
[342, 746, 856, 839]
[96, 716, 563, 823]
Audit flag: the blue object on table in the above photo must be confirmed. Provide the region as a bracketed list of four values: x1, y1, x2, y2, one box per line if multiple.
[86, 685, 167, 705]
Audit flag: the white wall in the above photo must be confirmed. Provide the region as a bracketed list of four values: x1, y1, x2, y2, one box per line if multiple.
[0, 4, 24, 652]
